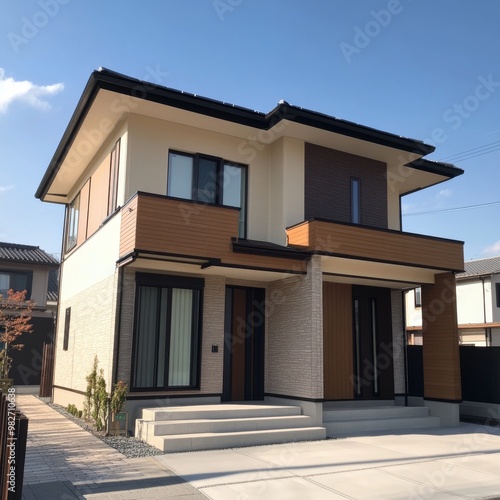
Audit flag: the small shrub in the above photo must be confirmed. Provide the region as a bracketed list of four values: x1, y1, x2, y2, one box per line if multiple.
[110, 381, 128, 415]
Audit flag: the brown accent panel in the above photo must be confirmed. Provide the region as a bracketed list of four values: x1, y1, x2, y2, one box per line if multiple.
[77, 180, 90, 247]
[120, 194, 307, 273]
[422, 272, 462, 401]
[87, 154, 111, 237]
[323, 282, 353, 400]
[305, 143, 388, 228]
[231, 288, 246, 401]
[287, 220, 464, 272]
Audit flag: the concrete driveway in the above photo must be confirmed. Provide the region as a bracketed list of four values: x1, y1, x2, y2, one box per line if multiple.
[154, 424, 500, 499]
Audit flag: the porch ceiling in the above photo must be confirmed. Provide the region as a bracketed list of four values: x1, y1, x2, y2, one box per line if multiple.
[320, 255, 440, 289]
[122, 257, 302, 283]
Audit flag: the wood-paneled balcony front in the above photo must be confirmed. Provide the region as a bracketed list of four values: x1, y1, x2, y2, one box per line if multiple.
[286, 219, 464, 273]
[119, 192, 307, 273]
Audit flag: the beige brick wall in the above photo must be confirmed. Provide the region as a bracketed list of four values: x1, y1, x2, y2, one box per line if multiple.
[266, 256, 323, 399]
[391, 289, 406, 395]
[53, 272, 118, 405]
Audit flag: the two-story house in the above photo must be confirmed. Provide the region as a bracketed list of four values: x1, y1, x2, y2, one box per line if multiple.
[0, 242, 59, 389]
[407, 256, 500, 346]
[36, 68, 464, 450]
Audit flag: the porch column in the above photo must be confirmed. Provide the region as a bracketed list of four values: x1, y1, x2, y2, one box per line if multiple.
[421, 272, 461, 426]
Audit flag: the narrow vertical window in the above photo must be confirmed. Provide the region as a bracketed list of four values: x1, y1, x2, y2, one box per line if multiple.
[66, 194, 80, 251]
[108, 139, 120, 215]
[496, 283, 500, 308]
[63, 307, 71, 351]
[222, 163, 247, 238]
[351, 177, 361, 224]
[414, 287, 422, 308]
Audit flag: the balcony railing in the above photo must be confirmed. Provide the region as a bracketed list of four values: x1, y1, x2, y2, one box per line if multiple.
[286, 219, 464, 272]
[120, 193, 307, 273]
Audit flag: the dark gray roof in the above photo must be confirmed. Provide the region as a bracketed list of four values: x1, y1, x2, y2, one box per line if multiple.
[0, 242, 59, 267]
[36, 67, 464, 200]
[457, 256, 500, 278]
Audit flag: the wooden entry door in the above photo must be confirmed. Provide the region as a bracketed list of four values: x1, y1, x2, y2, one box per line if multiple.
[352, 286, 394, 400]
[222, 287, 265, 402]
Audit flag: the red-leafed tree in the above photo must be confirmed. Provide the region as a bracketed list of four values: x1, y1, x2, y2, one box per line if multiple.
[0, 289, 35, 382]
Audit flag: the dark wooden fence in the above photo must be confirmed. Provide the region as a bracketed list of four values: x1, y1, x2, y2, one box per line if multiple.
[39, 343, 54, 398]
[0, 392, 28, 500]
[408, 345, 500, 404]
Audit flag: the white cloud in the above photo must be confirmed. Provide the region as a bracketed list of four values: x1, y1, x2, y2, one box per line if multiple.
[0, 185, 13, 193]
[481, 240, 500, 256]
[437, 188, 452, 198]
[0, 69, 63, 113]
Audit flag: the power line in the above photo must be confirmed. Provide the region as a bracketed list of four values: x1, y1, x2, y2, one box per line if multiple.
[438, 140, 500, 163]
[404, 200, 500, 217]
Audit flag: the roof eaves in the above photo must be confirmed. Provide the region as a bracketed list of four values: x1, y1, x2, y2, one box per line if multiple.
[406, 158, 464, 179]
[268, 103, 436, 155]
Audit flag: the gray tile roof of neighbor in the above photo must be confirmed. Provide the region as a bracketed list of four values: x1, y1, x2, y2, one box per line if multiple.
[457, 255, 500, 278]
[0, 242, 59, 267]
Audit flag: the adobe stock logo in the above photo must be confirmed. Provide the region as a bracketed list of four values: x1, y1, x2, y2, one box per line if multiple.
[339, 0, 406, 63]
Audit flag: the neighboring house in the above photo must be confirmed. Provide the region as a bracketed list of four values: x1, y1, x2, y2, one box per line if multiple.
[0, 242, 59, 388]
[35, 68, 465, 436]
[407, 256, 500, 346]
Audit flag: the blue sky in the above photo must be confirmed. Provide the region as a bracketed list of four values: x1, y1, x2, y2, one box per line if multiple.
[1, 0, 499, 261]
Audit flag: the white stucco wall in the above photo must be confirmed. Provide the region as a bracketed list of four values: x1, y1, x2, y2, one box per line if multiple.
[456, 279, 491, 324]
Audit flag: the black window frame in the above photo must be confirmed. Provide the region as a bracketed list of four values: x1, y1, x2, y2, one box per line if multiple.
[63, 307, 71, 351]
[414, 287, 422, 308]
[496, 283, 500, 308]
[0, 270, 33, 299]
[350, 177, 362, 224]
[167, 150, 248, 238]
[130, 273, 204, 392]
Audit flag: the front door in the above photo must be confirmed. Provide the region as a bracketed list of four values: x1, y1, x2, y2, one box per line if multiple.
[352, 286, 394, 400]
[222, 287, 265, 401]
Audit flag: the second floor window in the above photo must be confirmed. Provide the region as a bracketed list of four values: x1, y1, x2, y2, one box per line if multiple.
[66, 194, 80, 251]
[167, 151, 247, 238]
[351, 177, 361, 224]
[0, 270, 33, 298]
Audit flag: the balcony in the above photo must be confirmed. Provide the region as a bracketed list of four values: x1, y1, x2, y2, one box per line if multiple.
[120, 193, 307, 274]
[286, 219, 464, 273]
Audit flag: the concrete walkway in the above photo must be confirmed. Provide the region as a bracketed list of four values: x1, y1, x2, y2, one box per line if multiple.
[16, 394, 500, 499]
[16, 395, 206, 499]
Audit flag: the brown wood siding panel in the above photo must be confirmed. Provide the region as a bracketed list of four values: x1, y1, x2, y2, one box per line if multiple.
[77, 180, 90, 247]
[287, 220, 464, 271]
[87, 154, 111, 237]
[120, 194, 307, 272]
[422, 272, 462, 401]
[323, 282, 354, 400]
[120, 196, 138, 255]
[305, 143, 388, 228]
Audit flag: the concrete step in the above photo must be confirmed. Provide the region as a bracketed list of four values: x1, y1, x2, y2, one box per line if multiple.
[324, 405, 441, 437]
[136, 404, 326, 453]
[142, 404, 301, 422]
[138, 414, 317, 441]
[152, 427, 327, 453]
[324, 405, 430, 421]
[325, 416, 441, 436]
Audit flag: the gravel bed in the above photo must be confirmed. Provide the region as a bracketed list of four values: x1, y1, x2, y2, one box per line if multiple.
[38, 397, 164, 458]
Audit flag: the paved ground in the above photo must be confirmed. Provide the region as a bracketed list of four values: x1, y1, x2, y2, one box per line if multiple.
[16, 395, 500, 499]
[16, 395, 206, 499]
